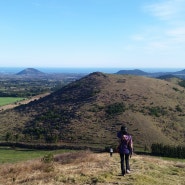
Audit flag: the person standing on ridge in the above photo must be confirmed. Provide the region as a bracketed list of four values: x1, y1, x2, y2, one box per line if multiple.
[117, 125, 133, 176]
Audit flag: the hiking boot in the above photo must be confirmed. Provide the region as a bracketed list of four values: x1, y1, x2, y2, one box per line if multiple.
[126, 170, 130, 174]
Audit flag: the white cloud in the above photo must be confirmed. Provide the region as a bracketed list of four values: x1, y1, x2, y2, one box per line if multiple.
[148, 41, 169, 50]
[166, 27, 185, 42]
[131, 35, 145, 41]
[144, 0, 185, 21]
[129, 0, 185, 54]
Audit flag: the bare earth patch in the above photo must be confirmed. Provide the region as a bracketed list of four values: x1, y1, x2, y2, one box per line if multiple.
[0, 151, 185, 185]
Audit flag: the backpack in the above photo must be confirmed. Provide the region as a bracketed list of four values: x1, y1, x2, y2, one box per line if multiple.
[118, 134, 132, 154]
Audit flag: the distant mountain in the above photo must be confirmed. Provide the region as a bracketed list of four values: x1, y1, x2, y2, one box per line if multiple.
[16, 68, 45, 76]
[116, 69, 172, 78]
[116, 69, 185, 79]
[172, 69, 185, 79]
[157, 74, 177, 80]
[116, 69, 149, 76]
[0, 72, 185, 149]
[173, 69, 185, 74]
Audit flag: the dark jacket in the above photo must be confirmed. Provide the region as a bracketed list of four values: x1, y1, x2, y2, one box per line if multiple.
[117, 131, 133, 155]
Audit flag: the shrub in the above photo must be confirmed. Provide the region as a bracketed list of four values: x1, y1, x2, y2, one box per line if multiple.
[175, 105, 182, 112]
[173, 87, 179, 91]
[105, 103, 126, 116]
[148, 106, 167, 117]
[42, 153, 54, 164]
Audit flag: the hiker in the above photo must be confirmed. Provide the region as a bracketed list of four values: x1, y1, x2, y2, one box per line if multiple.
[117, 125, 133, 176]
[110, 147, 113, 157]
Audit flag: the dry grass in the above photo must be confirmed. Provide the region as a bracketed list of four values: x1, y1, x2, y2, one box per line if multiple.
[0, 150, 185, 185]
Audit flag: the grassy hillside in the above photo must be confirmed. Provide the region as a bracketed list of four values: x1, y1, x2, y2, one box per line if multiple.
[0, 151, 185, 185]
[0, 72, 185, 149]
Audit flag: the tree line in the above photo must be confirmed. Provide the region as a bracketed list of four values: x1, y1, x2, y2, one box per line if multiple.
[151, 143, 185, 159]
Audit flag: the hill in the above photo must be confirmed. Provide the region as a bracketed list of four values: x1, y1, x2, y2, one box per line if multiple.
[16, 68, 45, 76]
[116, 69, 171, 78]
[0, 72, 185, 149]
[173, 69, 185, 75]
[116, 69, 149, 76]
[116, 69, 185, 79]
[157, 74, 177, 80]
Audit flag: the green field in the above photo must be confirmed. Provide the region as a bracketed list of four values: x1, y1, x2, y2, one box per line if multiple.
[0, 97, 25, 106]
[0, 147, 72, 163]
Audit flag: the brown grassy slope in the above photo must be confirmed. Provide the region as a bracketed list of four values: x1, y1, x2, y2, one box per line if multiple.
[0, 72, 185, 148]
[0, 151, 185, 185]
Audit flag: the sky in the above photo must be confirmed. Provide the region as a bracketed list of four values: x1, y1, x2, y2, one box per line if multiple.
[0, 0, 185, 69]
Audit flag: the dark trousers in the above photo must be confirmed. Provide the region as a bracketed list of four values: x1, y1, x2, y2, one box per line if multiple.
[120, 153, 130, 175]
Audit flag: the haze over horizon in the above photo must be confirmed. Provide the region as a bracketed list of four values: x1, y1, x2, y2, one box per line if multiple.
[0, 0, 185, 69]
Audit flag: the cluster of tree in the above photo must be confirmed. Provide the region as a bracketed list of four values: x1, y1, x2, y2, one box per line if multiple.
[151, 143, 185, 158]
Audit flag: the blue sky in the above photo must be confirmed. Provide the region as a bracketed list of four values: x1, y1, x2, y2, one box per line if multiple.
[0, 0, 185, 68]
